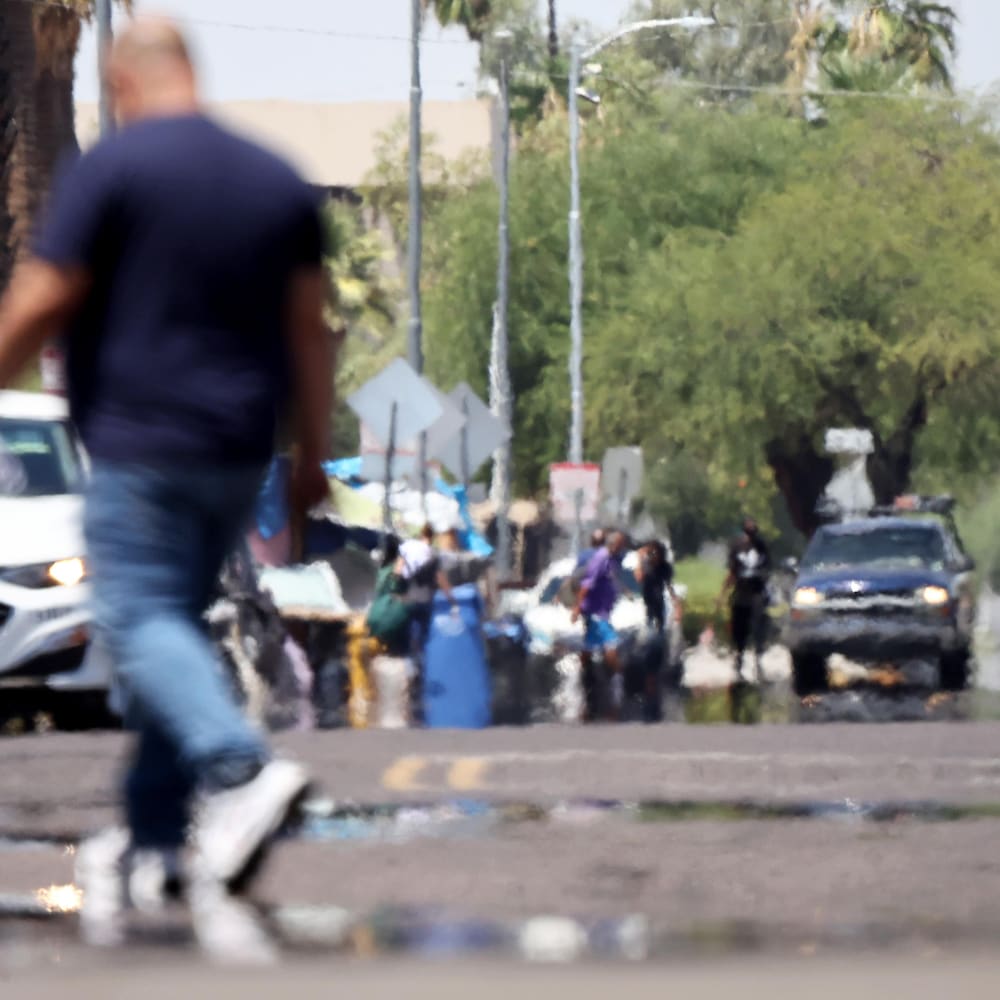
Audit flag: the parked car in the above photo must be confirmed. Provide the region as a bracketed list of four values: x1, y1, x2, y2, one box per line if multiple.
[785, 496, 975, 695]
[503, 551, 685, 670]
[0, 391, 112, 702]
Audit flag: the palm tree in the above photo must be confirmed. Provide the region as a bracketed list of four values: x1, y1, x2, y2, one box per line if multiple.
[0, 0, 88, 292]
[809, 1, 957, 92]
[424, 0, 494, 41]
[547, 0, 558, 59]
[847, 2, 957, 88]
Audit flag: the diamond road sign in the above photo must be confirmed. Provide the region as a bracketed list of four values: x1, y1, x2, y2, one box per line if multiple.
[435, 382, 510, 481]
[424, 382, 468, 467]
[348, 359, 447, 483]
[347, 358, 444, 448]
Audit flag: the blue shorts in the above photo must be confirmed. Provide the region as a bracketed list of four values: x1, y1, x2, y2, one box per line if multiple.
[584, 616, 619, 652]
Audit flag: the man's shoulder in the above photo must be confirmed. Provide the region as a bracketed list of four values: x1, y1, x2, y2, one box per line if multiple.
[205, 118, 314, 197]
[585, 548, 611, 574]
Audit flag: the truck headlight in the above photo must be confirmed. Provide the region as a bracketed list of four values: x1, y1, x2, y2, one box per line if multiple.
[793, 587, 824, 607]
[0, 558, 87, 589]
[918, 585, 949, 607]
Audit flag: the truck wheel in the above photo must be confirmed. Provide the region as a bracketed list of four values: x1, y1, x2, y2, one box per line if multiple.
[792, 654, 829, 697]
[939, 650, 970, 691]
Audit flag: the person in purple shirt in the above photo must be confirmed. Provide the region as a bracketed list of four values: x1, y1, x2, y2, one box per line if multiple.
[572, 530, 628, 721]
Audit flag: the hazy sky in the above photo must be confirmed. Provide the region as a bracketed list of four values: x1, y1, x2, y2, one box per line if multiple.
[76, 0, 1000, 104]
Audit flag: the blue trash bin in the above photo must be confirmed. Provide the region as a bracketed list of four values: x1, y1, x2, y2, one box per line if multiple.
[423, 584, 492, 729]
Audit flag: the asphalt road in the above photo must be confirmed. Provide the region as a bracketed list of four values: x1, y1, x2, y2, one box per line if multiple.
[11, 956, 1000, 1000]
[3, 718, 1000, 974]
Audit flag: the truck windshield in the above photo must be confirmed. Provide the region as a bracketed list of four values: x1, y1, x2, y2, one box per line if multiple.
[803, 526, 947, 571]
[0, 419, 85, 497]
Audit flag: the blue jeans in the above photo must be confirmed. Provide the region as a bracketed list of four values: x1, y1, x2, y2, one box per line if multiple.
[85, 459, 270, 848]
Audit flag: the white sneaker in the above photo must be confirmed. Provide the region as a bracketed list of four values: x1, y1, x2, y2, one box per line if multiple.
[76, 827, 130, 948]
[187, 864, 278, 965]
[128, 846, 182, 915]
[192, 759, 309, 886]
[76, 828, 184, 946]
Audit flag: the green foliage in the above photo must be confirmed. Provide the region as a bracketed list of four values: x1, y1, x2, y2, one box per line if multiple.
[417, 58, 1000, 533]
[424, 0, 494, 40]
[323, 199, 403, 458]
[640, 449, 745, 559]
[629, 0, 797, 92]
[675, 557, 728, 646]
[821, 2, 958, 91]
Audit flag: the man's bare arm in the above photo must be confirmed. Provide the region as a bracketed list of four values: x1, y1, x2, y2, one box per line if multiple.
[0, 261, 89, 388]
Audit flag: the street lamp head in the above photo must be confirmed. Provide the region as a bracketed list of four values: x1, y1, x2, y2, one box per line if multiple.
[674, 16, 717, 29]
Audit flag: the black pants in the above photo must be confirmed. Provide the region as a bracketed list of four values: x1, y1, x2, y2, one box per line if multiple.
[731, 598, 767, 658]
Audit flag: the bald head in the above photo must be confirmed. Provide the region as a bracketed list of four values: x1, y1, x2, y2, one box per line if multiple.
[108, 17, 198, 125]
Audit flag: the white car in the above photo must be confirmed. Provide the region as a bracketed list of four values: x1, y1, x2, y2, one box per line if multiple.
[0, 391, 111, 697]
[505, 553, 685, 663]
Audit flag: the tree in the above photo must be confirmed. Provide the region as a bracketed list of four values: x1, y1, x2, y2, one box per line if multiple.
[595, 100, 1000, 534]
[786, 1, 958, 95]
[0, 0, 84, 291]
[324, 199, 404, 458]
[629, 0, 798, 94]
[425, 0, 494, 40]
[422, 91, 805, 496]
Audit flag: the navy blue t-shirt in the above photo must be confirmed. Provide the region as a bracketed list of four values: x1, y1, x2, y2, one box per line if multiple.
[34, 113, 324, 464]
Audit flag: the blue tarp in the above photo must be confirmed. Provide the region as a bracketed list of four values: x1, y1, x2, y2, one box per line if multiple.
[323, 456, 363, 482]
[318, 456, 494, 557]
[256, 455, 290, 540]
[434, 478, 493, 557]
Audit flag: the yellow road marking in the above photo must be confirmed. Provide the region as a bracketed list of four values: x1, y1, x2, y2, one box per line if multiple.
[382, 755, 428, 791]
[447, 757, 488, 792]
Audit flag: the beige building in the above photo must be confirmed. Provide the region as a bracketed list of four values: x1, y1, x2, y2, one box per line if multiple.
[75, 98, 494, 189]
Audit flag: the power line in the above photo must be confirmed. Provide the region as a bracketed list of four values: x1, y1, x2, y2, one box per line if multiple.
[9, 0, 471, 46]
[15, 0, 977, 107]
[664, 76, 971, 105]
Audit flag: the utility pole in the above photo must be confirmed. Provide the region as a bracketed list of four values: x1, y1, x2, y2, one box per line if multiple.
[408, 0, 428, 506]
[566, 17, 715, 484]
[490, 30, 513, 578]
[567, 37, 584, 469]
[96, 0, 114, 137]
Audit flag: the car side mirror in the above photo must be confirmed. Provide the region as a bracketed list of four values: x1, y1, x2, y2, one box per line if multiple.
[960, 555, 976, 573]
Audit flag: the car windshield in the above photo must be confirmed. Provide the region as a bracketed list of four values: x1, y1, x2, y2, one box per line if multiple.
[802, 525, 947, 572]
[0, 418, 84, 497]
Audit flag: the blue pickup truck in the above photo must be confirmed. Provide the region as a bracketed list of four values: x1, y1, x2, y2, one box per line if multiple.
[785, 497, 976, 695]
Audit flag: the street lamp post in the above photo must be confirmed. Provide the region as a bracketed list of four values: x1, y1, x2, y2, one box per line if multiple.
[409, 0, 429, 506]
[491, 30, 514, 578]
[566, 17, 714, 471]
[96, 0, 114, 137]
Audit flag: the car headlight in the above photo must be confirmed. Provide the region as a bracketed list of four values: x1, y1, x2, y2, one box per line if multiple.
[918, 585, 950, 607]
[0, 558, 87, 589]
[793, 587, 824, 607]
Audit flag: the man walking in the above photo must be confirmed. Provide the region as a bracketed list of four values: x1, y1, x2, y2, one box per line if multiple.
[0, 19, 331, 955]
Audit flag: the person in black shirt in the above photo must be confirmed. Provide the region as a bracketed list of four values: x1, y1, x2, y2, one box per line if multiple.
[635, 539, 675, 631]
[633, 540, 677, 722]
[719, 518, 772, 682]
